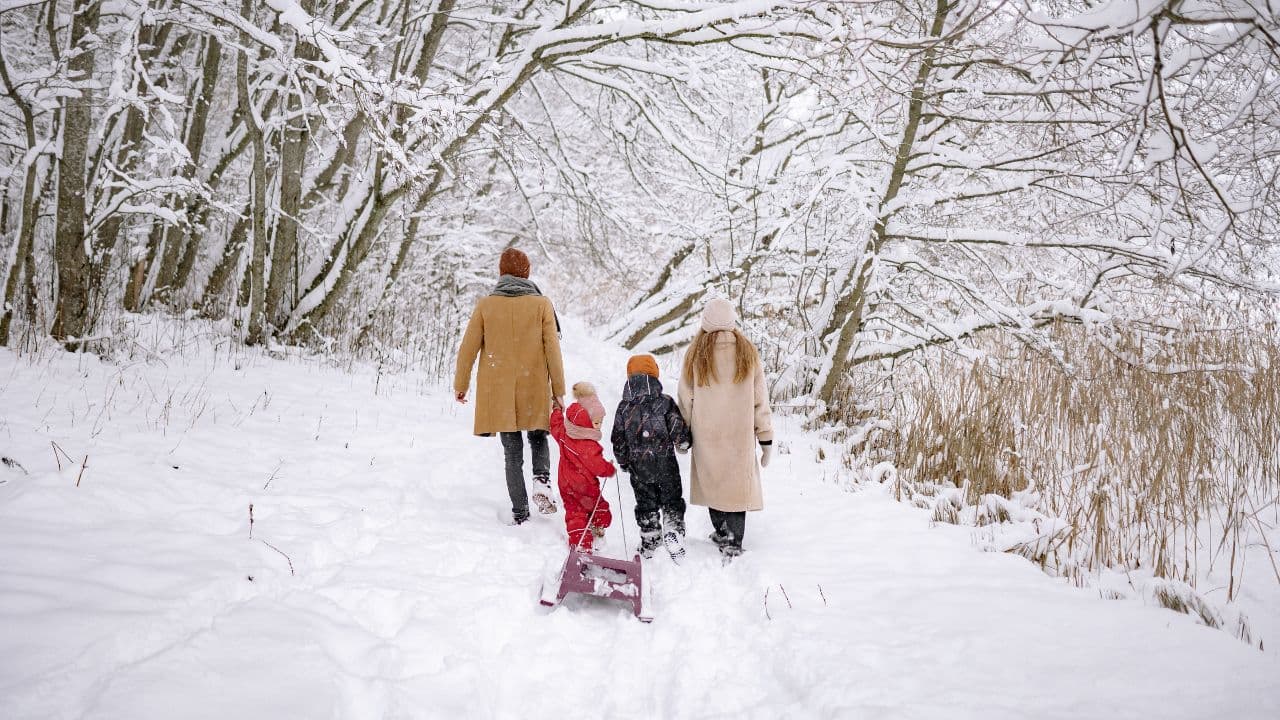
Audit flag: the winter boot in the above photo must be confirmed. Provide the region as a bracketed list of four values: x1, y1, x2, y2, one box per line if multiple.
[663, 509, 687, 540]
[638, 530, 662, 559]
[507, 509, 531, 526]
[718, 543, 744, 564]
[531, 474, 557, 515]
[663, 530, 687, 564]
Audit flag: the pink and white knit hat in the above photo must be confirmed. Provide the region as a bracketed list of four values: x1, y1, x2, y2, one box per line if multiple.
[572, 382, 605, 423]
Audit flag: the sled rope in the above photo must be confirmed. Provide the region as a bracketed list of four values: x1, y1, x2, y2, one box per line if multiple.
[576, 492, 605, 552]
[613, 471, 629, 553]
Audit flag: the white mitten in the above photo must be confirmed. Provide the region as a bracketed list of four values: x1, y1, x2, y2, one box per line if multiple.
[760, 443, 773, 468]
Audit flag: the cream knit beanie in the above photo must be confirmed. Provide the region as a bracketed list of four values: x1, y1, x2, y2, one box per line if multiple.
[700, 298, 737, 332]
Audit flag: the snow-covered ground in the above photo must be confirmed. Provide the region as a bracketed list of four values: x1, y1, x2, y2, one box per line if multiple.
[1, 318, 1278, 719]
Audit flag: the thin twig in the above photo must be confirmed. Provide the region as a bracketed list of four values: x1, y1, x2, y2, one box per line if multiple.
[50, 441, 75, 470]
[818, 584, 828, 606]
[260, 539, 294, 576]
[779, 583, 792, 609]
[764, 586, 771, 621]
[74, 455, 88, 487]
[248, 503, 254, 539]
[2, 456, 29, 475]
[1244, 495, 1280, 586]
[263, 460, 284, 490]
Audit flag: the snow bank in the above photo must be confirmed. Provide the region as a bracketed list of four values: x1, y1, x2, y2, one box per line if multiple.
[0, 319, 1277, 718]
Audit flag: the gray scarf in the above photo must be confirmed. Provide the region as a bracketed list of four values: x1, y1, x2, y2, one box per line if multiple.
[491, 275, 561, 334]
[492, 275, 542, 297]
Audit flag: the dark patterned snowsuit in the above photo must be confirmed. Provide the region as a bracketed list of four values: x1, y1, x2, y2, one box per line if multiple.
[610, 374, 692, 551]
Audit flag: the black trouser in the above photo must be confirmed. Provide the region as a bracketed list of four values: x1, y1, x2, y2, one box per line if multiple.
[630, 455, 686, 539]
[500, 430, 549, 519]
[709, 508, 747, 551]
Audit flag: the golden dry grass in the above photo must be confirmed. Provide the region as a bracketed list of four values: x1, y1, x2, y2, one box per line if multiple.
[853, 319, 1280, 600]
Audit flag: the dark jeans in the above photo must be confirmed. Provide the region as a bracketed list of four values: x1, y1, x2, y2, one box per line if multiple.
[631, 456, 686, 539]
[709, 508, 747, 551]
[500, 430, 549, 520]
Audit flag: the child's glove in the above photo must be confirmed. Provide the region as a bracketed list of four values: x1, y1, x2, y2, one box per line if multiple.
[676, 442, 691, 455]
[619, 463, 631, 475]
[759, 442, 773, 468]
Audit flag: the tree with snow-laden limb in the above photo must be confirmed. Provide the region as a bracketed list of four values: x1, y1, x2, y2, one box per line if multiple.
[0, 0, 830, 348]
[2, 1, 1280, 712]
[4, 0, 1275, 379]
[609, 0, 1279, 411]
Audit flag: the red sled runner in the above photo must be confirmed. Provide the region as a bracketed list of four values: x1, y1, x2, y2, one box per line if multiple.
[539, 549, 653, 622]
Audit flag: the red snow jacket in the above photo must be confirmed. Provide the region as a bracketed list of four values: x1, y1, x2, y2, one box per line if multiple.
[549, 405, 617, 487]
[550, 405, 617, 549]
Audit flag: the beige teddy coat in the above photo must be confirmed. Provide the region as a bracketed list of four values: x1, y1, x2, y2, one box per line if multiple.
[678, 333, 774, 511]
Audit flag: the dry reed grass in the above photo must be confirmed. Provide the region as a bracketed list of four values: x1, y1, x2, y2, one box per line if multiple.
[850, 318, 1280, 625]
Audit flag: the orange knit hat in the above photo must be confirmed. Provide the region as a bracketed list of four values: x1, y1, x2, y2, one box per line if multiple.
[499, 248, 530, 278]
[626, 354, 660, 378]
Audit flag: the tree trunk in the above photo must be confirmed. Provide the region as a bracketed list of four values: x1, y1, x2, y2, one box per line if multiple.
[199, 210, 249, 316]
[266, 0, 319, 332]
[237, 0, 269, 345]
[149, 33, 223, 308]
[89, 19, 161, 322]
[0, 31, 43, 346]
[351, 172, 447, 345]
[167, 130, 250, 307]
[52, 0, 101, 350]
[0, 156, 42, 347]
[814, 0, 950, 408]
[292, 178, 398, 336]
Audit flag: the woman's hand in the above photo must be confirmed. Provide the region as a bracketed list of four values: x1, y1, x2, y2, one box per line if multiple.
[551, 395, 564, 410]
[455, 391, 467, 404]
[759, 442, 773, 468]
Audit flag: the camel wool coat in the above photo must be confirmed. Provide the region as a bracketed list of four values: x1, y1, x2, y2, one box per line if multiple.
[678, 334, 774, 511]
[454, 294, 565, 436]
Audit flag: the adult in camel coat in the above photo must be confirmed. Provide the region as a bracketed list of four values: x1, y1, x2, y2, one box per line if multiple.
[678, 298, 773, 557]
[455, 248, 565, 524]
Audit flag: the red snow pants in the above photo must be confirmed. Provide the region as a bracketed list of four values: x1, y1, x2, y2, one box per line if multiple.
[560, 473, 612, 552]
[550, 406, 616, 551]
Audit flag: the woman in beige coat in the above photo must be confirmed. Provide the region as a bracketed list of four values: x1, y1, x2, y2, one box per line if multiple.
[455, 248, 566, 525]
[678, 298, 773, 558]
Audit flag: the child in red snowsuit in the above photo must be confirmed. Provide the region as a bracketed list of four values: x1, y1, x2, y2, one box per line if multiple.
[549, 382, 617, 552]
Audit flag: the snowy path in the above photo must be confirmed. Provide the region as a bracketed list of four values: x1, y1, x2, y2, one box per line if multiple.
[1, 322, 1278, 719]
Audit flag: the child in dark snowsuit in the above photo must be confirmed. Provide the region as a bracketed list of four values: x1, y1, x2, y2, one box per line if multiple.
[549, 383, 617, 552]
[611, 354, 692, 561]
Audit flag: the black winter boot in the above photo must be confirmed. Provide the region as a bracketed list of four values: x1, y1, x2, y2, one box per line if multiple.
[663, 508, 687, 539]
[638, 530, 662, 559]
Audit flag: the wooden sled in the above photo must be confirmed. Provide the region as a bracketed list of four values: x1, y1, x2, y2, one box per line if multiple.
[539, 549, 653, 622]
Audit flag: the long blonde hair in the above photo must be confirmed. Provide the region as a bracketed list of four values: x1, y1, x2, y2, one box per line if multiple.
[682, 329, 758, 387]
